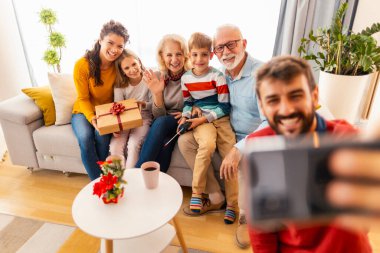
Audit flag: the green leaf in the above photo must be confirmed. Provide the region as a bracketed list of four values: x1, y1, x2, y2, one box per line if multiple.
[359, 23, 380, 36]
[317, 52, 325, 60]
[49, 32, 66, 47]
[43, 49, 59, 65]
[39, 9, 57, 25]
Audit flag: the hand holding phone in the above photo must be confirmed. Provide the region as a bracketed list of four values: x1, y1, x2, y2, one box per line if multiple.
[244, 134, 380, 231]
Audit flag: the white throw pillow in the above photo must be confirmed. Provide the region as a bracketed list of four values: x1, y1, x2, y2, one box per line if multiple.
[48, 73, 77, 125]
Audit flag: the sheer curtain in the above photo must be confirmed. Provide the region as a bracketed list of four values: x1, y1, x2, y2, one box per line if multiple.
[12, 0, 281, 86]
[272, 0, 359, 56]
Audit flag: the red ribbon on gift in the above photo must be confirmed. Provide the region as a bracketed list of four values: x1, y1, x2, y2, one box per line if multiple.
[98, 102, 135, 132]
[110, 102, 125, 115]
[110, 102, 125, 131]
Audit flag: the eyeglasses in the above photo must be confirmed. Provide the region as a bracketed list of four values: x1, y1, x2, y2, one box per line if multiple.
[213, 39, 242, 54]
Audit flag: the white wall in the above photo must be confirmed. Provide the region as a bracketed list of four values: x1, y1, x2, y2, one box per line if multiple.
[13, 0, 280, 85]
[0, 0, 31, 157]
[352, 0, 380, 123]
[0, 0, 281, 158]
[352, 0, 380, 33]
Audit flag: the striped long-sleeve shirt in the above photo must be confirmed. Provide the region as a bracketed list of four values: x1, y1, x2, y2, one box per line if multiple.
[181, 67, 230, 122]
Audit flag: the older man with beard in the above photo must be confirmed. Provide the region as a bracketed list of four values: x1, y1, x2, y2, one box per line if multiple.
[177, 24, 266, 249]
[246, 55, 371, 253]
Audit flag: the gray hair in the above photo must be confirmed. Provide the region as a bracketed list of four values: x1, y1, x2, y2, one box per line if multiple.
[213, 24, 243, 46]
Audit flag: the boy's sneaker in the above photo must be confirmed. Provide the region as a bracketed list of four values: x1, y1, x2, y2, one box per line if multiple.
[224, 206, 237, 224]
[235, 215, 250, 248]
[184, 197, 225, 216]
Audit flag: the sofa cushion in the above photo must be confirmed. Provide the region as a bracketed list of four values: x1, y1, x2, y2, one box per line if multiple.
[48, 73, 77, 125]
[22, 86, 56, 126]
[167, 166, 192, 187]
[168, 142, 224, 188]
[168, 143, 190, 169]
[33, 124, 80, 157]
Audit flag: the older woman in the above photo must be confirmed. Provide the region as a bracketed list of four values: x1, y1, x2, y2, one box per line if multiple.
[135, 34, 191, 172]
[71, 20, 129, 180]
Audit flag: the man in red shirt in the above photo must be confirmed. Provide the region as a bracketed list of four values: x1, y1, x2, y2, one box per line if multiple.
[246, 55, 372, 253]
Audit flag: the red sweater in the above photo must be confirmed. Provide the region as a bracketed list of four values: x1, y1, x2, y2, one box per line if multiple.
[247, 118, 372, 253]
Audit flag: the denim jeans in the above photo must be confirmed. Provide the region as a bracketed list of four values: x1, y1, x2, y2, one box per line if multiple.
[135, 115, 178, 173]
[71, 113, 111, 180]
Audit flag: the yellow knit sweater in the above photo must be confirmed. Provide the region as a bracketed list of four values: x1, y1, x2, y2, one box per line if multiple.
[72, 57, 115, 122]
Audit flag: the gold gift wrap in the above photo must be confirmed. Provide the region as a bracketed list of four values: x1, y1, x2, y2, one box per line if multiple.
[95, 99, 143, 135]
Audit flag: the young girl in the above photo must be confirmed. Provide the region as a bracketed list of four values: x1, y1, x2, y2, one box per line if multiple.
[109, 49, 152, 168]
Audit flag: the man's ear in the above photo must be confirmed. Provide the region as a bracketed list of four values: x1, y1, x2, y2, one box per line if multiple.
[210, 52, 214, 60]
[258, 101, 267, 120]
[242, 39, 247, 50]
[258, 96, 264, 114]
[312, 86, 319, 109]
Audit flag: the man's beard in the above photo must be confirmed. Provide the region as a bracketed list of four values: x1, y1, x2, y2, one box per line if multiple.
[269, 110, 315, 137]
[220, 50, 245, 70]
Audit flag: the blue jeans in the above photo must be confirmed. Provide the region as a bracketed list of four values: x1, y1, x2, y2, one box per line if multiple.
[135, 115, 178, 173]
[71, 113, 111, 180]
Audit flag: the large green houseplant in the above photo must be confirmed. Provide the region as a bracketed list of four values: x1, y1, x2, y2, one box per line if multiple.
[298, 2, 380, 123]
[298, 3, 380, 76]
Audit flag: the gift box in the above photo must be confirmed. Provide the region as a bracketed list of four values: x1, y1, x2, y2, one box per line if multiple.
[95, 99, 143, 135]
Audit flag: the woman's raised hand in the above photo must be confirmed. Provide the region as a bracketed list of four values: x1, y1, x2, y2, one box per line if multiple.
[143, 69, 165, 95]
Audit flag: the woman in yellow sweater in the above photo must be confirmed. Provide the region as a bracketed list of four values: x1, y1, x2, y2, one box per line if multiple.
[71, 20, 129, 180]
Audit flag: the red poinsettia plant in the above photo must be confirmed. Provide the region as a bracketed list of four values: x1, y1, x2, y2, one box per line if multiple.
[93, 157, 127, 204]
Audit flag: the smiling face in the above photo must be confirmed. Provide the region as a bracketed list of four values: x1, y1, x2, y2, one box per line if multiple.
[120, 56, 142, 84]
[258, 74, 319, 138]
[189, 47, 213, 76]
[214, 26, 246, 71]
[99, 33, 125, 64]
[162, 41, 185, 75]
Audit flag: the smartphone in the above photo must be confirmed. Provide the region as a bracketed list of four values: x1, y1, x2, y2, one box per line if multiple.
[244, 134, 380, 231]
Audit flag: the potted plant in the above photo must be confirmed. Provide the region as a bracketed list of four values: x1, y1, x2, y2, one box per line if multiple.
[298, 2, 380, 123]
[39, 8, 66, 73]
[93, 156, 127, 204]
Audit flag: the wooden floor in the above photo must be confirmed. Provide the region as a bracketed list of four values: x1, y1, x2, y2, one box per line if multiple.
[0, 154, 250, 253]
[0, 154, 379, 253]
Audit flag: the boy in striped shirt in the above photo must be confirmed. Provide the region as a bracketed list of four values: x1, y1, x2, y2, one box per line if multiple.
[179, 32, 238, 224]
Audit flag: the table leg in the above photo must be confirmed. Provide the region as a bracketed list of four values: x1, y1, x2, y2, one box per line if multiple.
[172, 216, 188, 253]
[105, 239, 113, 253]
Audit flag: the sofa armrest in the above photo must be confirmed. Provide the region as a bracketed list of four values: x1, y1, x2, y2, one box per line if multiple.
[0, 94, 44, 168]
[0, 94, 43, 124]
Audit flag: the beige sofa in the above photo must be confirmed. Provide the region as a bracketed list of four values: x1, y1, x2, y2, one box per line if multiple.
[0, 94, 222, 186]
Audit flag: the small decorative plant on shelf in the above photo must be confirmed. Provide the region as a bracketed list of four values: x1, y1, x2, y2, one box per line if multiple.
[93, 157, 127, 204]
[39, 8, 66, 73]
[298, 2, 380, 76]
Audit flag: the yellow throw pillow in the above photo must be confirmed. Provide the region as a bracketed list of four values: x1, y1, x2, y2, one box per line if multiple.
[22, 86, 56, 126]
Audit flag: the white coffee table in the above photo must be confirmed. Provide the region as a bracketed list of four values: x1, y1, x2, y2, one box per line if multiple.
[72, 169, 187, 253]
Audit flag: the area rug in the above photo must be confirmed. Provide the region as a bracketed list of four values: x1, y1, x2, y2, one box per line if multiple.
[0, 213, 209, 253]
[0, 213, 75, 253]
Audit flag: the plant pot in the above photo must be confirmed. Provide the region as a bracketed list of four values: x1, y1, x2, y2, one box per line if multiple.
[101, 188, 124, 204]
[318, 71, 375, 124]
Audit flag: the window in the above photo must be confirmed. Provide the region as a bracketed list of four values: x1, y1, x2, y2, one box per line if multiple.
[13, 0, 281, 85]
